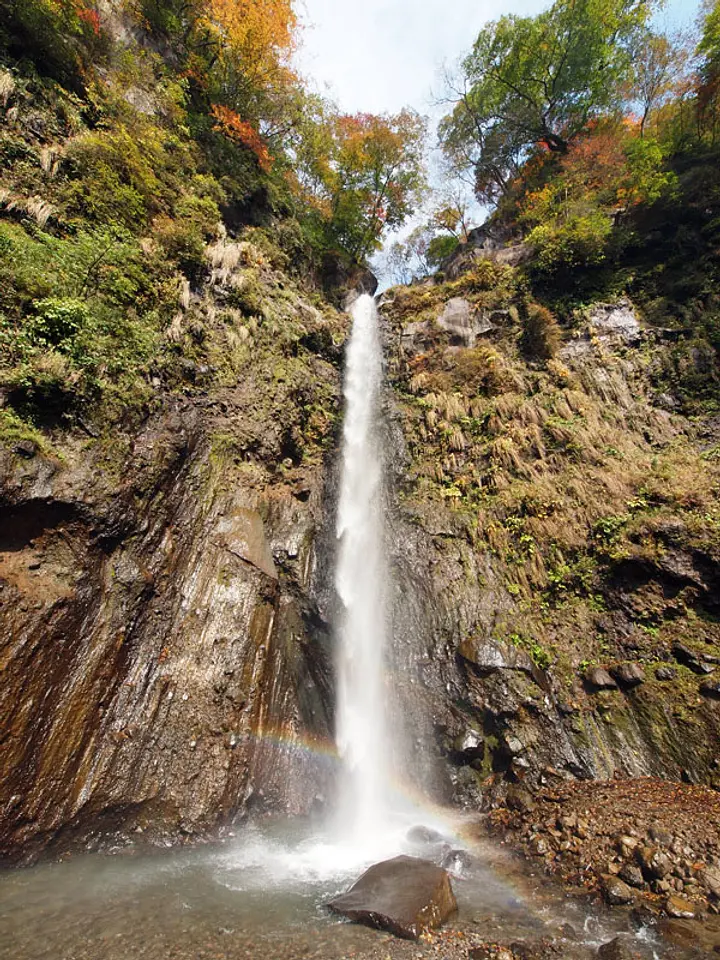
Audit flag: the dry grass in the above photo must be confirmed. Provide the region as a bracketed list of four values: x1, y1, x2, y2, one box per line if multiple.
[0, 70, 15, 107]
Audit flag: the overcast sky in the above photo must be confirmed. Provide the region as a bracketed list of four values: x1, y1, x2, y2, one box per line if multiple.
[295, 0, 701, 117]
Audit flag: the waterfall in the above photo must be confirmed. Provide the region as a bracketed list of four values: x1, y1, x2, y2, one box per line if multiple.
[334, 293, 390, 843]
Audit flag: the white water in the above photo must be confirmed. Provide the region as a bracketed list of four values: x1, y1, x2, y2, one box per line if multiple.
[334, 293, 392, 847]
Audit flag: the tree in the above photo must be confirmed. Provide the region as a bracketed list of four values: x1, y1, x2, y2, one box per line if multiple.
[439, 0, 651, 204]
[696, 0, 720, 143]
[322, 110, 428, 261]
[630, 29, 690, 135]
[0, 0, 105, 86]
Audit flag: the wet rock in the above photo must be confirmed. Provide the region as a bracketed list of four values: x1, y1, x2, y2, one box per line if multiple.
[597, 934, 643, 959]
[452, 729, 485, 762]
[655, 666, 676, 682]
[700, 678, 720, 699]
[630, 902, 661, 928]
[406, 825, 444, 846]
[585, 667, 618, 691]
[440, 848, 474, 874]
[611, 663, 645, 688]
[601, 874, 635, 905]
[458, 637, 535, 675]
[327, 855, 457, 940]
[665, 895, 696, 919]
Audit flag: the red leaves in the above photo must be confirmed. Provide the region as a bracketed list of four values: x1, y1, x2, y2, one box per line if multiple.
[76, 5, 100, 35]
[210, 104, 273, 172]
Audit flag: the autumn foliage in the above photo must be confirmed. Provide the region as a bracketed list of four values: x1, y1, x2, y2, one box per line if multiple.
[210, 104, 273, 172]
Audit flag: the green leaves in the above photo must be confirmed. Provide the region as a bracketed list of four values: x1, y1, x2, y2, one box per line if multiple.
[440, 0, 652, 203]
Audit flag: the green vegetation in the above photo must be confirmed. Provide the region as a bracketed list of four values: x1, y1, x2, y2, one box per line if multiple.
[0, 0, 428, 436]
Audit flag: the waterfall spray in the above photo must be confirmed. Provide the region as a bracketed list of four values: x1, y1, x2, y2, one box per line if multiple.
[334, 293, 390, 843]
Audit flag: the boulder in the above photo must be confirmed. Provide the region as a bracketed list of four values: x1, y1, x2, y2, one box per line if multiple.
[673, 643, 714, 675]
[611, 663, 645, 688]
[655, 667, 676, 682]
[597, 935, 643, 959]
[587, 300, 641, 343]
[636, 846, 672, 881]
[619, 862, 645, 888]
[665, 895, 696, 919]
[406, 825, 444, 846]
[440, 847, 475, 875]
[436, 297, 495, 347]
[327, 855, 457, 940]
[601, 874, 634, 905]
[585, 667, 618, 691]
[458, 636, 534, 674]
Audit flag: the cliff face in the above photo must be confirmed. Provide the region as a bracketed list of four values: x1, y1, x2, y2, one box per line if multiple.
[0, 242, 347, 862]
[3, 243, 720, 862]
[379, 266, 720, 809]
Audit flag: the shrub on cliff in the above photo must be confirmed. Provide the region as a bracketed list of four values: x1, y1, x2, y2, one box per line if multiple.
[522, 304, 561, 362]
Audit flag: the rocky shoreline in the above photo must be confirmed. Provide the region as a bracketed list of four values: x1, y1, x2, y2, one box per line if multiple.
[483, 777, 720, 955]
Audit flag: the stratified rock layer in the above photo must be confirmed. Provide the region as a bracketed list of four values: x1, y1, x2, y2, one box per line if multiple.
[0, 257, 348, 862]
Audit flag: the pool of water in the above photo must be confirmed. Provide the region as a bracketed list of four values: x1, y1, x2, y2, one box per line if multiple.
[0, 814, 665, 960]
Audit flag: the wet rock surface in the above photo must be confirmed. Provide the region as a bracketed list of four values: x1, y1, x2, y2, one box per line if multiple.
[0, 296, 347, 862]
[327, 855, 458, 940]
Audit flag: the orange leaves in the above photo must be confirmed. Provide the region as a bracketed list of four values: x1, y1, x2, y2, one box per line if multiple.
[210, 104, 273, 171]
[200, 0, 297, 82]
[75, 3, 101, 35]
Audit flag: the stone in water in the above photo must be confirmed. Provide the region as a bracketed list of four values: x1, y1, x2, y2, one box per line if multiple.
[327, 855, 457, 940]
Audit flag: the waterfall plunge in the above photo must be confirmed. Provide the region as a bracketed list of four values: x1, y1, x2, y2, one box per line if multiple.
[334, 293, 391, 844]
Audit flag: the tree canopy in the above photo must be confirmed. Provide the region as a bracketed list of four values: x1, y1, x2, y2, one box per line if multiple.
[439, 0, 652, 204]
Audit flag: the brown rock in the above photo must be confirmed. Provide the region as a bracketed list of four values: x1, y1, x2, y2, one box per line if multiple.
[637, 845, 672, 880]
[619, 862, 645, 888]
[529, 836, 550, 856]
[597, 935, 643, 959]
[601, 874, 635, 905]
[507, 785, 535, 813]
[703, 865, 720, 899]
[666, 895, 696, 919]
[610, 663, 645, 688]
[327, 855, 457, 940]
[585, 667, 618, 691]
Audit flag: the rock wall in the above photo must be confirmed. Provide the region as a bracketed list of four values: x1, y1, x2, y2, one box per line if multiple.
[378, 273, 720, 810]
[0, 249, 348, 862]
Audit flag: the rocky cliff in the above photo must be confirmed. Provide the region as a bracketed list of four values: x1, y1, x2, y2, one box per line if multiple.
[378, 263, 720, 811]
[3, 235, 720, 863]
[0, 238, 348, 862]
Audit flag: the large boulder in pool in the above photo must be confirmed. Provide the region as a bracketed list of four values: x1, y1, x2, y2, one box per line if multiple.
[327, 855, 457, 940]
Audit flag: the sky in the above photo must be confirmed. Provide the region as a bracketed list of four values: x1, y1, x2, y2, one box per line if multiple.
[293, 0, 702, 274]
[295, 0, 702, 117]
